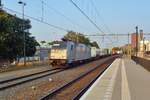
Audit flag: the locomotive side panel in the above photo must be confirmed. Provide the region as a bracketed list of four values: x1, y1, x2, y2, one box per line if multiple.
[66, 42, 76, 64]
[74, 44, 91, 61]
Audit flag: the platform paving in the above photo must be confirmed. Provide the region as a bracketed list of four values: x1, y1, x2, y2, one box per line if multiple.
[80, 57, 150, 100]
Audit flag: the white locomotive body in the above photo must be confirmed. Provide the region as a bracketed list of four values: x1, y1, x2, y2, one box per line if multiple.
[49, 41, 91, 66]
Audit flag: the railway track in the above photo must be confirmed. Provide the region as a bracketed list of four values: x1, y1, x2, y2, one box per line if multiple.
[73, 60, 113, 100]
[0, 56, 107, 91]
[0, 57, 107, 91]
[40, 57, 116, 100]
[0, 68, 65, 90]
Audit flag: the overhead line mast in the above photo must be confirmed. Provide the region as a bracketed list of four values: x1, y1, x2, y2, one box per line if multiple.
[90, 0, 112, 34]
[0, 0, 1, 6]
[85, 33, 150, 36]
[41, 0, 44, 21]
[42, 1, 87, 32]
[69, 0, 114, 45]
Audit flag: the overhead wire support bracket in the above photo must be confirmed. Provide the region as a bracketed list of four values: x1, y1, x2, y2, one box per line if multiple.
[69, 0, 114, 44]
[3, 7, 70, 32]
[41, 0, 44, 22]
[69, 0, 104, 34]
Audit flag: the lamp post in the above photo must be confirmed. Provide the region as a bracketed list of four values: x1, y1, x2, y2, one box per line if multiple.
[18, 1, 26, 66]
[135, 26, 138, 57]
[143, 37, 145, 57]
[0, 0, 2, 9]
[0, 0, 1, 7]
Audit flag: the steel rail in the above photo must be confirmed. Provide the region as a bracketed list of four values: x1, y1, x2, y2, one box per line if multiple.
[0, 68, 65, 90]
[40, 56, 117, 100]
[73, 59, 114, 100]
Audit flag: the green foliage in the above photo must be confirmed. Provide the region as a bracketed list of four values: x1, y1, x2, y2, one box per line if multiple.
[90, 41, 99, 48]
[63, 31, 78, 42]
[47, 41, 60, 46]
[40, 40, 46, 46]
[63, 31, 99, 48]
[0, 10, 39, 62]
[26, 36, 39, 57]
[47, 42, 52, 46]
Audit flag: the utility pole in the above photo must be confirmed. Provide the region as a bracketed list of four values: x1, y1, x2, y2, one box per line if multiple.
[0, 0, 2, 9]
[41, 0, 44, 21]
[127, 33, 130, 57]
[135, 26, 138, 57]
[18, 1, 26, 66]
[143, 37, 145, 57]
[75, 32, 79, 43]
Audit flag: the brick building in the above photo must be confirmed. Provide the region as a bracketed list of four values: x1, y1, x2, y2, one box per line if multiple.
[131, 31, 143, 49]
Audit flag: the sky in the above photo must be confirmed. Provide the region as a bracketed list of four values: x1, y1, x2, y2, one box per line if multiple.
[2, 0, 150, 48]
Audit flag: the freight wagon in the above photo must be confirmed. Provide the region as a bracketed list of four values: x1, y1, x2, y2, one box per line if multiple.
[91, 47, 97, 58]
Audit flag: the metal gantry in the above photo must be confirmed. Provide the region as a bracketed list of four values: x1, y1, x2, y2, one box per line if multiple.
[85, 33, 150, 56]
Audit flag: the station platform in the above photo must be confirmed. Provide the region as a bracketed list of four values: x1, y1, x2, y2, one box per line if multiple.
[80, 57, 150, 100]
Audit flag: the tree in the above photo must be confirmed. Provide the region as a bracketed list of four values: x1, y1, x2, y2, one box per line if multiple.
[47, 41, 56, 46]
[40, 40, 46, 46]
[63, 31, 78, 42]
[63, 31, 90, 45]
[63, 31, 99, 48]
[0, 10, 39, 63]
[90, 41, 99, 48]
[26, 36, 39, 57]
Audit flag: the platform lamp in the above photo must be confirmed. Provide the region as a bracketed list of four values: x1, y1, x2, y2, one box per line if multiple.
[143, 37, 145, 56]
[135, 26, 138, 57]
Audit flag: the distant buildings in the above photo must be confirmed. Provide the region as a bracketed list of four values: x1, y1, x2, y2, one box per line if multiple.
[131, 30, 150, 56]
[18, 46, 51, 62]
[131, 33, 137, 48]
[121, 44, 132, 55]
[131, 31, 143, 49]
[139, 40, 150, 52]
[35, 46, 51, 61]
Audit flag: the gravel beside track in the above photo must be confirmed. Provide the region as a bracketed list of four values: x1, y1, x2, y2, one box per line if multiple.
[41, 58, 115, 100]
[0, 69, 64, 90]
[0, 66, 53, 82]
[0, 56, 117, 100]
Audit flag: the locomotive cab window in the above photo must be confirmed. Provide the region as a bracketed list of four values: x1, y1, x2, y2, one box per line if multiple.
[52, 42, 67, 49]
